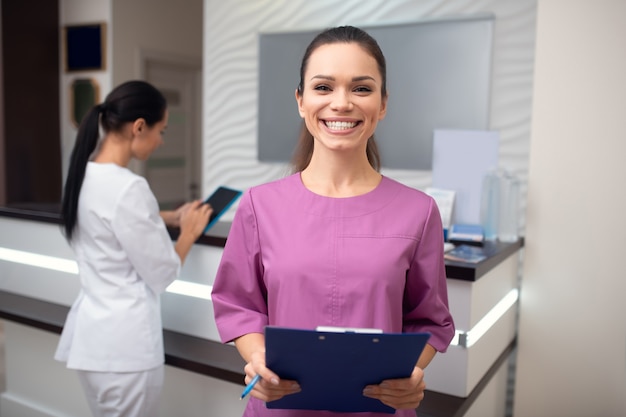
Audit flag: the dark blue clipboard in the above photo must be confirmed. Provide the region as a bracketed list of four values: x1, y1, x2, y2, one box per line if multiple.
[265, 326, 431, 413]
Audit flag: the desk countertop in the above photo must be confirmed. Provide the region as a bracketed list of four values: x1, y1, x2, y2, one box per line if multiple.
[0, 205, 523, 282]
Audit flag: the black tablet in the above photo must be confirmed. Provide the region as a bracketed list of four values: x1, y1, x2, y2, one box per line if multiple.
[203, 186, 242, 233]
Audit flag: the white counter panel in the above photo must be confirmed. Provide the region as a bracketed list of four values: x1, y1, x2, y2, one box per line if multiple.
[0, 218, 80, 305]
[447, 252, 519, 331]
[0, 216, 224, 341]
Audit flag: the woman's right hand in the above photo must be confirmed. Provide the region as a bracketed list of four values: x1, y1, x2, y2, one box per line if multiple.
[179, 200, 212, 239]
[244, 350, 301, 402]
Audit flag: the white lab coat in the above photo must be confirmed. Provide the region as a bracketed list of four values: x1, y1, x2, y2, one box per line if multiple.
[55, 162, 181, 372]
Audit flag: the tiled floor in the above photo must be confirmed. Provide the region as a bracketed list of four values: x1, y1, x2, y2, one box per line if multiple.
[506, 348, 516, 417]
[0, 320, 5, 393]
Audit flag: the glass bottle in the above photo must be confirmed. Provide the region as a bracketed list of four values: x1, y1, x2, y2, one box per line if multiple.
[499, 171, 520, 242]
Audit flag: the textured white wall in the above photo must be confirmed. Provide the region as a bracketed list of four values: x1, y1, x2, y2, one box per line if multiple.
[202, 0, 536, 225]
[514, 0, 626, 416]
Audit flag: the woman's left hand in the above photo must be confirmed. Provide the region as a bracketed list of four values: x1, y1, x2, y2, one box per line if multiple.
[362, 366, 426, 410]
[172, 202, 196, 227]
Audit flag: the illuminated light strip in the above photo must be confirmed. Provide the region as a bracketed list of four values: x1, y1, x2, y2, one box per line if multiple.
[0, 247, 78, 274]
[0, 246, 515, 328]
[165, 280, 213, 300]
[0, 246, 212, 301]
[449, 288, 519, 348]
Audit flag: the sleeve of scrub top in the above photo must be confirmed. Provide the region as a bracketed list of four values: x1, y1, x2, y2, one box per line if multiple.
[211, 189, 269, 344]
[403, 196, 455, 353]
[112, 178, 181, 294]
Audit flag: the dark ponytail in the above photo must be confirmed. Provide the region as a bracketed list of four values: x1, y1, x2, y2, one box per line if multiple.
[61, 105, 102, 240]
[61, 80, 167, 241]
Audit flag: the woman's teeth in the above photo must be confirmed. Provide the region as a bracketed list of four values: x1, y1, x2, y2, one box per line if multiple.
[325, 121, 356, 130]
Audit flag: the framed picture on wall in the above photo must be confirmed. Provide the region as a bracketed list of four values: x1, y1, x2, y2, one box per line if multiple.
[63, 23, 106, 72]
[70, 78, 100, 127]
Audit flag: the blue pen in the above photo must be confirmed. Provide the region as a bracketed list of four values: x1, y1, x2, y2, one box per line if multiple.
[240, 374, 261, 399]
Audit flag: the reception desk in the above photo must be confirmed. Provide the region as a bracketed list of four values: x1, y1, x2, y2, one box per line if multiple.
[0, 206, 523, 417]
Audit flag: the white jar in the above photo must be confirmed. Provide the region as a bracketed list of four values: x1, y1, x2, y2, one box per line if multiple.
[480, 168, 501, 241]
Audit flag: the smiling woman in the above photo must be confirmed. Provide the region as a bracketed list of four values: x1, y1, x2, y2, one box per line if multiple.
[293, 34, 388, 181]
[211, 25, 455, 417]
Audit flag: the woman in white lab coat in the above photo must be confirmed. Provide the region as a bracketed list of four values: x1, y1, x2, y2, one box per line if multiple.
[55, 80, 211, 417]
